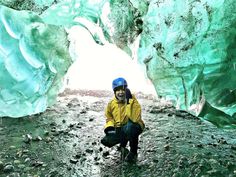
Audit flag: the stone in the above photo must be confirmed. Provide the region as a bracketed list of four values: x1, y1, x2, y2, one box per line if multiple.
[164, 144, 170, 151]
[69, 158, 78, 164]
[0, 161, 4, 171]
[23, 134, 32, 143]
[3, 164, 14, 173]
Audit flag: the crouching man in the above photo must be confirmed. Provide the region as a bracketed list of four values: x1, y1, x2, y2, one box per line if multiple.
[101, 77, 145, 163]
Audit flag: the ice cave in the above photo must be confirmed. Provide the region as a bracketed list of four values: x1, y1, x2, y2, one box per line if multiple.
[0, 0, 236, 128]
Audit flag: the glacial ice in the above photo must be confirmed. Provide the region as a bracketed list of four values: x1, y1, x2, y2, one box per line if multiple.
[0, 5, 72, 117]
[1, 0, 236, 128]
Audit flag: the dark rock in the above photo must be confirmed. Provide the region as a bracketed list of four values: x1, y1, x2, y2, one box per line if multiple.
[75, 154, 82, 159]
[69, 124, 75, 128]
[70, 158, 78, 164]
[66, 102, 73, 108]
[145, 127, 150, 130]
[212, 143, 218, 147]
[102, 151, 109, 157]
[44, 131, 49, 136]
[94, 156, 99, 161]
[50, 122, 57, 126]
[218, 139, 227, 144]
[3, 164, 14, 173]
[23, 134, 32, 143]
[231, 145, 236, 150]
[62, 119, 66, 123]
[6, 172, 20, 177]
[0, 161, 4, 171]
[196, 144, 203, 148]
[80, 110, 87, 114]
[76, 125, 82, 128]
[164, 144, 170, 151]
[31, 161, 44, 167]
[85, 149, 93, 154]
[33, 136, 42, 141]
[153, 158, 159, 163]
[89, 118, 94, 121]
[48, 170, 59, 176]
[52, 131, 59, 136]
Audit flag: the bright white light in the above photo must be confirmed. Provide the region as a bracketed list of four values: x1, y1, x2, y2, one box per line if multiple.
[65, 26, 156, 94]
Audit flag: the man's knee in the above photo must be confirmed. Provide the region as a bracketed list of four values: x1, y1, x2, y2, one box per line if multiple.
[125, 121, 142, 138]
[101, 135, 120, 148]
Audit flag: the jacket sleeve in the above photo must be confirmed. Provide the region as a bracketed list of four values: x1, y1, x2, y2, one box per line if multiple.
[125, 96, 145, 130]
[104, 102, 115, 129]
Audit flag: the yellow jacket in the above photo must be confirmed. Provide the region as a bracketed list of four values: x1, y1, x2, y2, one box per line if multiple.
[104, 94, 145, 130]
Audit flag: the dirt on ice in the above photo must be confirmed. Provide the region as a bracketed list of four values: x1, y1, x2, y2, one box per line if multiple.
[0, 89, 236, 177]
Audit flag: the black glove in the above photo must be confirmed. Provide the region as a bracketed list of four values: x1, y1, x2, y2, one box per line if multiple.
[104, 126, 116, 135]
[125, 88, 132, 104]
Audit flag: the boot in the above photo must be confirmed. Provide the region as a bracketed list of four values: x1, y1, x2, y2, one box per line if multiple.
[125, 151, 137, 163]
[120, 147, 129, 161]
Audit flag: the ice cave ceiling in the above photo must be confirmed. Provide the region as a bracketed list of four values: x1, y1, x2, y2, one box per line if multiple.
[0, 0, 236, 128]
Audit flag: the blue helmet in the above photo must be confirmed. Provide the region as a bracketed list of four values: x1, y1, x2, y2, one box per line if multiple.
[112, 77, 128, 91]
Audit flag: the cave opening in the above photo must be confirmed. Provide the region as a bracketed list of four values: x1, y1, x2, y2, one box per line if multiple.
[63, 26, 156, 95]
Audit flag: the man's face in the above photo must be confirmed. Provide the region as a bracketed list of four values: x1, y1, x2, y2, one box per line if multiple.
[115, 88, 126, 102]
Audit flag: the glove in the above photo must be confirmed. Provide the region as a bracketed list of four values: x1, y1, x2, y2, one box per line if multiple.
[125, 88, 132, 104]
[104, 126, 116, 135]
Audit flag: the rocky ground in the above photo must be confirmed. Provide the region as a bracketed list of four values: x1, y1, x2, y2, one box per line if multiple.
[0, 89, 236, 177]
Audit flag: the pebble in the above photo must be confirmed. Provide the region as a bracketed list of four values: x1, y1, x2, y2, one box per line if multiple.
[45, 137, 52, 142]
[18, 164, 25, 169]
[164, 144, 170, 151]
[0, 160, 4, 170]
[85, 149, 93, 154]
[35, 136, 42, 141]
[7, 172, 20, 177]
[196, 144, 203, 148]
[3, 164, 14, 173]
[48, 170, 59, 176]
[50, 122, 57, 126]
[9, 146, 16, 149]
[102, 151, 109, 157]
[23, 134, 32, 143]
[44, 131, 49, 136]
[13, 160, 21, 164]
[31, 161, 44, 167]
[80, 110, 87, 114]
[69, 124, 75, 128]
[231, 145, 236, 150]
[70, 158, 78, 164]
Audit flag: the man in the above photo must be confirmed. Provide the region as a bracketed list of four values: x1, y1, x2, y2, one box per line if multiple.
[101, 77, 145, 163]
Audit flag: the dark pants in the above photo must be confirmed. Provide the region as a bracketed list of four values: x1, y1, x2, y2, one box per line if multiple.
[101, 120, 142, 154]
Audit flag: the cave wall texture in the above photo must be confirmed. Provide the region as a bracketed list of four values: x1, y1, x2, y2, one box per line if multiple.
[1, 0, 236, 128]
